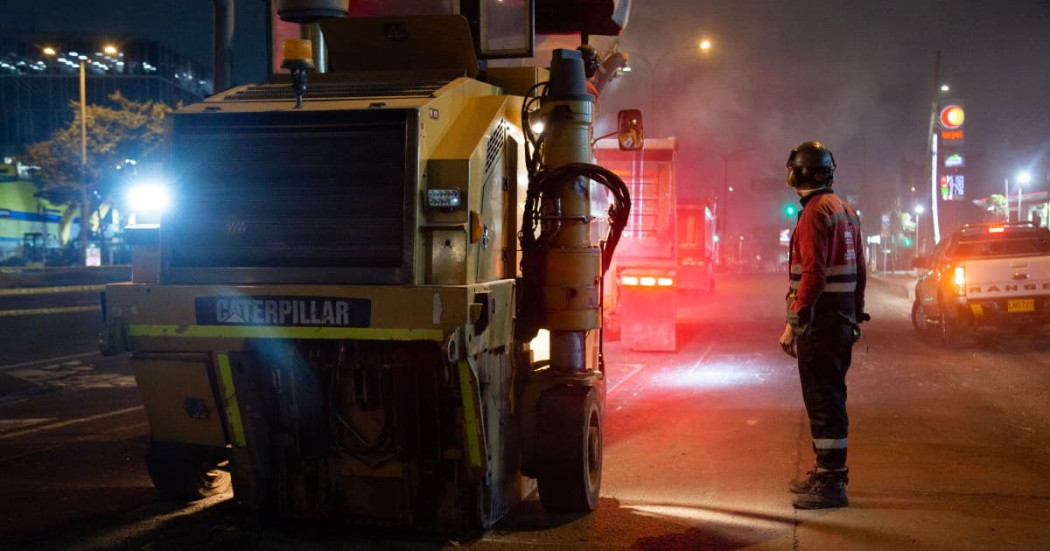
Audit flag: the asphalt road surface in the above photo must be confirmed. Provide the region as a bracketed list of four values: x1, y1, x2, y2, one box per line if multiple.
[1, 273, 1048, 550]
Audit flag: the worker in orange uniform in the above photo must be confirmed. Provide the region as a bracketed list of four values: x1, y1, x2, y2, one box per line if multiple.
[576, 44, 601, 102]
[778, 141, 868, 509]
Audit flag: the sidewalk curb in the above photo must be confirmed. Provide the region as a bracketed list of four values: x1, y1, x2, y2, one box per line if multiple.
[869, 274, 913, 300]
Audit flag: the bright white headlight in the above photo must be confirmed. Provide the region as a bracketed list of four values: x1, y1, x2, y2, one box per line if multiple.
[127, 181, 172, 213]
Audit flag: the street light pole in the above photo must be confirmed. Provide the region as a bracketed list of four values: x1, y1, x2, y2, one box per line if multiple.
[1004, 178, 1010, 222]
[628, 40, 712, 136]
[698, 147, 755, 239]
[914, 204, 924, 255]
[79, 60, 86, 168]
[1018, 172, 1032, 222]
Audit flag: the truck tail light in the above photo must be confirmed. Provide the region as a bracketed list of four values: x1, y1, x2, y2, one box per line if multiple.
[621, 274, 674, 288]
[953, 266, 966, 295]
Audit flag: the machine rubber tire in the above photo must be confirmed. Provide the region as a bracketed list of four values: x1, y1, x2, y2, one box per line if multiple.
[536, 388, 602, 514]
[146, 440, 231, 503]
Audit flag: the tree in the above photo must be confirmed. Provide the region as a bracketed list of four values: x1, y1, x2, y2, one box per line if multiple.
[21, 91, 173, 264]
[988, 194, 1008, 222]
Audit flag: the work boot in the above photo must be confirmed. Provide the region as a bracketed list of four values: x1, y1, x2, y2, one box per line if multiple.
[791, 470, 849, 509]
[789, 467, 848, 494]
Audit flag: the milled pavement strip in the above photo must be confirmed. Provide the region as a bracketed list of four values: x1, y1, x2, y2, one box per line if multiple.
[0, 284, 105, 296]
[0, 305, 101, 317]
[0, 406, 144, 440]
[608, 342, 715, 396]
[0, 351, 99, 373]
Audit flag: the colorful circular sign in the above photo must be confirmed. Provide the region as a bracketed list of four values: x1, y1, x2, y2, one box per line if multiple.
[940, 105, 964, 129]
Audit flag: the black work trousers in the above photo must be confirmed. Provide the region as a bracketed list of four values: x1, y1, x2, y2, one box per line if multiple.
[796, 318, 853, 470]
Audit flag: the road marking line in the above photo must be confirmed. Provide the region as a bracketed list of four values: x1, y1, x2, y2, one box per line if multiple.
[0, 406, 144, 441]
[608, 342, 717, 397]
[0, 305, 100, 317]
[0, 284, 105, 296]
[0, 418, 55, 431]
[607, 363, 645, 396]
[0, 351, 99, 372]
[687, 342, 716, 373]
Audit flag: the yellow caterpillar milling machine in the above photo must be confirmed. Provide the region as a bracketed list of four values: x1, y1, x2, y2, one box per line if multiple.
[100, 0, 638, 530]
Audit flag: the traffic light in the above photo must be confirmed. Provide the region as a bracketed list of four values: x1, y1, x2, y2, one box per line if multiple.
[902, 236, 913, 247]
[784, 204, 797, 217]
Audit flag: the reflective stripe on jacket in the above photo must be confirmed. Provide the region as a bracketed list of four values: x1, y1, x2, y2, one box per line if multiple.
[786, 189, 866, 333]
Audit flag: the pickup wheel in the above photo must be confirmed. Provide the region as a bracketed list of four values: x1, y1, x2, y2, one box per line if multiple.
[912, 300, 936, 339]
[935, 294, 966, 347]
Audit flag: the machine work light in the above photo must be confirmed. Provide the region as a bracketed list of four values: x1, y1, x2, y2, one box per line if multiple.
[127, 181, 173, 214]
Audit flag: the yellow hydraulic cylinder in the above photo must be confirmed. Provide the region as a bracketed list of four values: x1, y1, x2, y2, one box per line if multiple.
[539, 49, 600, 371]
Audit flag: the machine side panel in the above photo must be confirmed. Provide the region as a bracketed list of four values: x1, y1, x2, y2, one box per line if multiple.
[131, 356, 228, 447]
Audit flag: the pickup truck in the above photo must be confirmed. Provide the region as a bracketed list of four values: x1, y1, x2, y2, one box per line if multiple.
[913, 222, 1050, 344]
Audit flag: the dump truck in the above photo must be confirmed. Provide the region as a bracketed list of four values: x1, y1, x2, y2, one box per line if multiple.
[677, 199, 717, 294]
[594, 137, 679, 351]
[100, 0, 636, 532]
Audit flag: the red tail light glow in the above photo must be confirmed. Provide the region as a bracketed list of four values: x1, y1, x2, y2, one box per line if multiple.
[953, 266, 966, 295]
[988, 226, 1005, 233]
[621, 274, 675, 288]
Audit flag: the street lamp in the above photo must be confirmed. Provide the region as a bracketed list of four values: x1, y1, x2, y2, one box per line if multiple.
[42, 46, 87, 169]
[627, 40, 713, 135]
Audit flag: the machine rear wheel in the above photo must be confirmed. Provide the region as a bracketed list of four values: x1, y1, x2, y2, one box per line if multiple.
[146, 440, 231, 502]
[536, 388, 602, 514]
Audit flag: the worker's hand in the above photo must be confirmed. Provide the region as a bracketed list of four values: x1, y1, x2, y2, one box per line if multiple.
[779, 323, 797, 358]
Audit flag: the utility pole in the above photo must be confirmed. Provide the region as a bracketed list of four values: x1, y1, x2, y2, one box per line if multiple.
[79, 59, 89, 266]
[925, 51, 942, 245]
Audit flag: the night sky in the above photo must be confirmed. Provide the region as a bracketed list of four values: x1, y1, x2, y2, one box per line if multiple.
[598, 0, 1050, 232]
[3, 0, 1049, 234]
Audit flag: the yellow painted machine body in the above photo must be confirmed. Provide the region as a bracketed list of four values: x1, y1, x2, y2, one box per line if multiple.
[102, 13, 618, 530]
[100, 5, 630, 524]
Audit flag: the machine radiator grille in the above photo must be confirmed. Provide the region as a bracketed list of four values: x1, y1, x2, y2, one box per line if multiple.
[163, 109, 413, 283]
[224, 80, 451, 101]
[485, 120, 507, 176]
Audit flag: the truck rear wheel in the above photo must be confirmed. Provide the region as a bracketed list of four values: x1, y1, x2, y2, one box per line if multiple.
[146, 440, 231, 502]
[536, 388, 602, 514]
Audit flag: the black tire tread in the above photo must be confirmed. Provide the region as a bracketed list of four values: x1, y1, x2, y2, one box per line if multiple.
[147, 440, 231, 503]
[536, 388, 602, 514]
